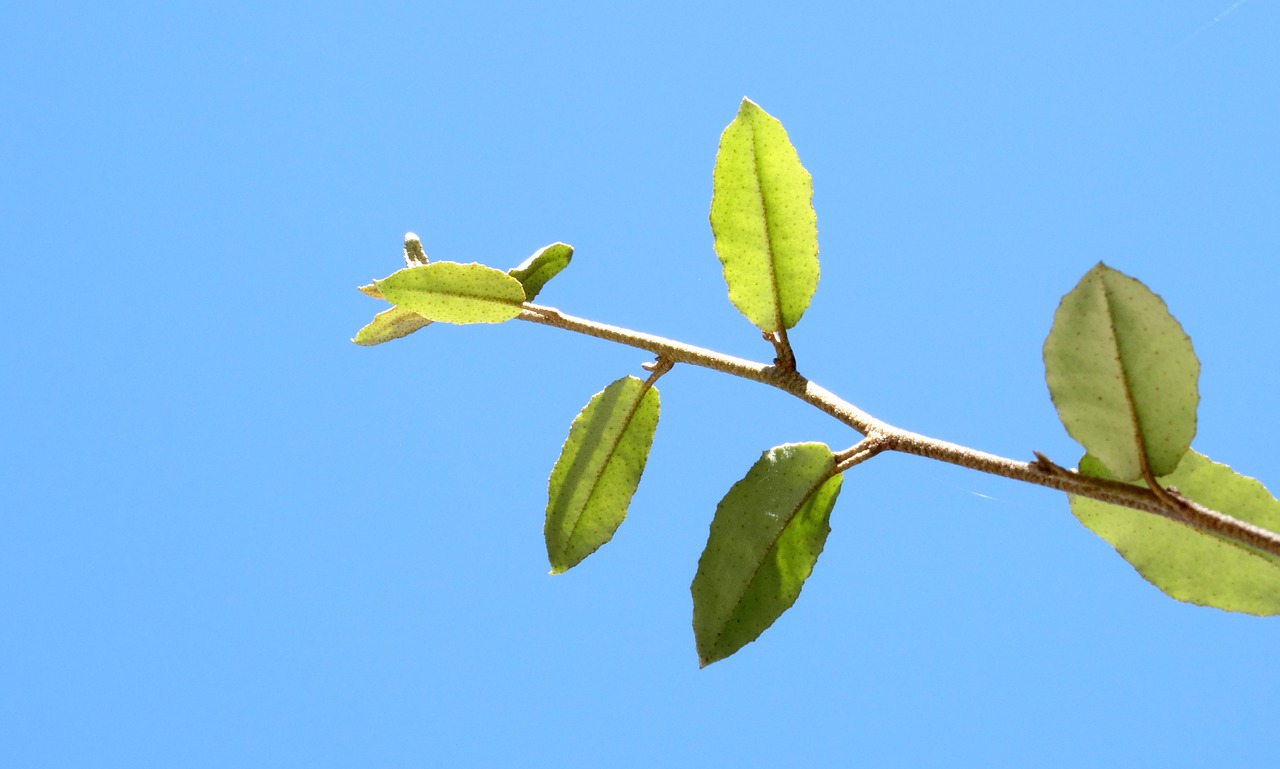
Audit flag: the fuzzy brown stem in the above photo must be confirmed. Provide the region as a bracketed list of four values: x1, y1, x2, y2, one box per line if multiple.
[517, 302, 1280, 559]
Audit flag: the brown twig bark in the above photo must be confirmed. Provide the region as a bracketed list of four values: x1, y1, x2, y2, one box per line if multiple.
[518, 302, 1280, 559]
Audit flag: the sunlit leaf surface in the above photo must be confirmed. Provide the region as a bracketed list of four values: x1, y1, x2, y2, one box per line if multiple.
[375, 261, 525, 324]
[709, 98, 819, 334]
[351, 306, 432, 346]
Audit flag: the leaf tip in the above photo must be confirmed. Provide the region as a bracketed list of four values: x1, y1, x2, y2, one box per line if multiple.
[737, 97, 763, 117]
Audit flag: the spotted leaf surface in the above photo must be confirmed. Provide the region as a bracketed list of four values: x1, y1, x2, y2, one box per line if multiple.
[1043, 263, 1198, 482]
[351, 307, 432, 346]
[375, 261, 525, 325]
[709, 98, 819, 334]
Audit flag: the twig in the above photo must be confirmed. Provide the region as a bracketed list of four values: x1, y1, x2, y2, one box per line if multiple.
[518, 302, 1280, 559]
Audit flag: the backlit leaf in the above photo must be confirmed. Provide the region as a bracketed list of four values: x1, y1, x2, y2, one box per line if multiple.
[375, 261, 525, 325]
[352, 307, 432, 346]
[1043, 263, 1199, 481]
[509, 243, 573, 301]
[709, 98, 820, 334]
[691, 442, 842, 666]
[1071, 451, 1280, 614]
[351, 233, 433, 344]
[545, 376, 660, 574]
[355, 239, 571, 344]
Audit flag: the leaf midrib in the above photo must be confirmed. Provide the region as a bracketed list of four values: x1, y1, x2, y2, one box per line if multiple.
[708, 466, 834, 650]
[561, 383, 655, 554]
[1098, 273, 1155, 481]
[747, 119, 787, 333]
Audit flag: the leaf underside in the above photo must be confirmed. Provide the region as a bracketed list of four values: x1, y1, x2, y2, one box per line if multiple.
[1071, 451, 1280, 615]
[375, 261, 526, 325]
[691, 442, 842, 667]
[1043, 262, 1199, 482]
[355, 242, 572, 344]
[710, 98, 819, 334]
[545, 376, 661, 574]
[352, 306, 433, 346]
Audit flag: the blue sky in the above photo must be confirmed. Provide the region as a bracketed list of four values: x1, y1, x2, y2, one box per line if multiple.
[3, 2, 1278, 766]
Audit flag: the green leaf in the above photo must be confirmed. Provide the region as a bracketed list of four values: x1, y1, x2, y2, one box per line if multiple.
[1043, 262, 1199, 482]
[709, 98, 820, 334]
[1071, 451, 1280, 614]
[351, 234, 432, 345]
[352, 307, 432, 346]
[691, 442, 842, 666]
[545, 376, 661, 574]
[355, 239, 569, 344]
[375, 261, 526, 325]
[508, 243, 573, 301]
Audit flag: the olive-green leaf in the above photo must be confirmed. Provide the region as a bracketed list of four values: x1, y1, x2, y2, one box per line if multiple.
[709, 98, 820, 334]
[691, 442, 842, 667]
[508, 242, 573, 301]
[1071, 451, 1280, 614]
[1043, 262, 1199, 482]
[545, 376, 660, 574]
[352, 306, 432, 346]
[402, 232, 429, 267]
[375, 261, 526, 325]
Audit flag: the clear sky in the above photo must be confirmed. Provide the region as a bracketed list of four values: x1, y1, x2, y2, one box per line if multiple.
[4, 2, 1278, 766]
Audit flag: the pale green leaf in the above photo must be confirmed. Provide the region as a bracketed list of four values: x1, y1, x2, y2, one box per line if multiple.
[709, 98, 820, 334]
[1072, 451, 1280, 614]
[351, 306, 432, 346]
[545, 376, 660, 574]
[375, 261, 526, 325]
[508, 243, 573, 301]
[355, 239, 569, 344]
[1043, 262, 1199, 481]
[691, 442, 842, 666]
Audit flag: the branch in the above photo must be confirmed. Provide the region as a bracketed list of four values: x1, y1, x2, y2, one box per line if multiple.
[519, 302, 1280, 559]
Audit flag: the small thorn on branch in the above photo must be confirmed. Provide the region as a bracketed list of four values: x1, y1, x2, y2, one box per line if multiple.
[1032, 451, 1069, 475]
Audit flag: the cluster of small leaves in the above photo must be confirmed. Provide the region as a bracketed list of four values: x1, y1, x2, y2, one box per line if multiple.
[355, 99, 1280, 666]
[354, 238, 572, 344]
